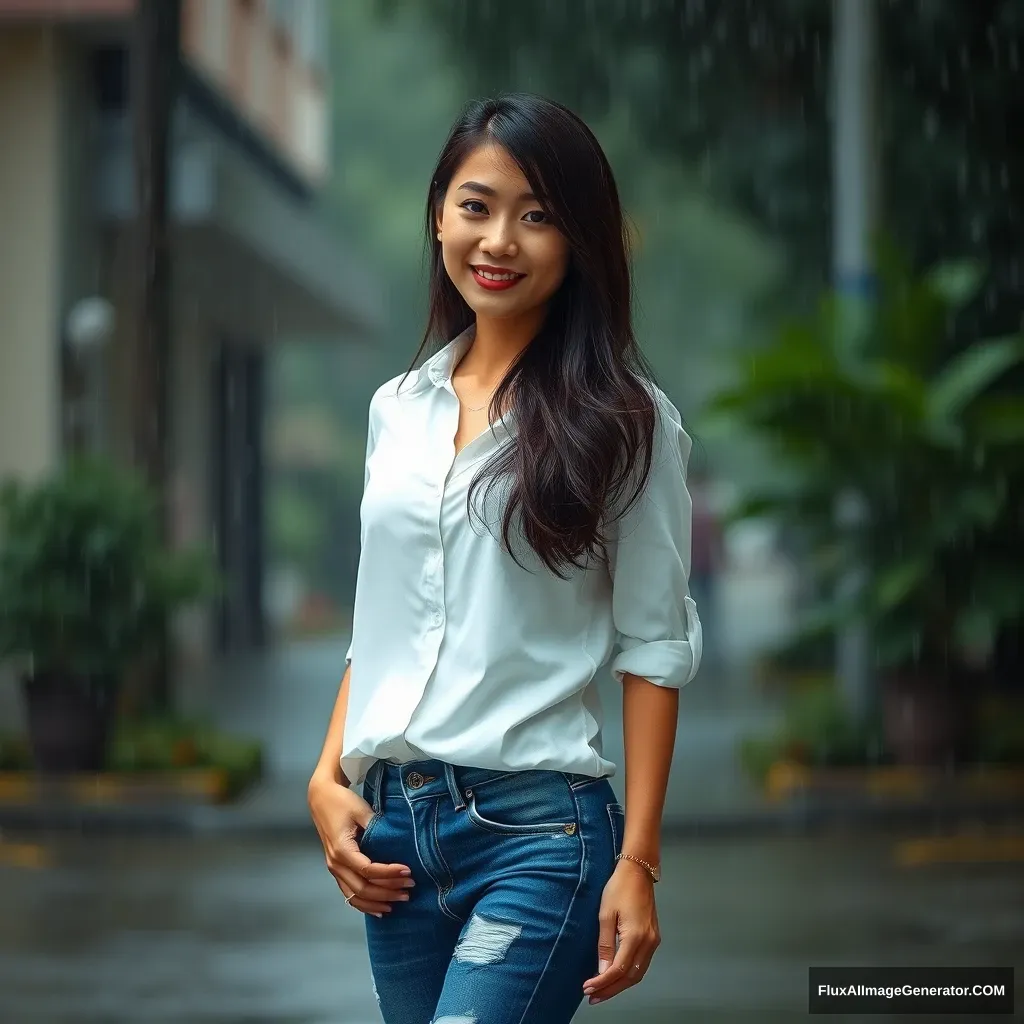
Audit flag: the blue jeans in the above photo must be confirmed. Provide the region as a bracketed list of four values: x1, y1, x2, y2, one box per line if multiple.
[359, 758, 624, 1023]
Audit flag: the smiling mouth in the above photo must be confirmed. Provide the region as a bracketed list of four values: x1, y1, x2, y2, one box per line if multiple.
[471, 265, 525, 291]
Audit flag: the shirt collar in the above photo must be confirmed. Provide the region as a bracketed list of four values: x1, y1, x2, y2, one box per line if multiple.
[417, 325, 476, 393]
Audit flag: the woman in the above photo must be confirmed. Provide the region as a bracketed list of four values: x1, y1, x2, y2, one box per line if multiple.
[308, 93, 702, 1024]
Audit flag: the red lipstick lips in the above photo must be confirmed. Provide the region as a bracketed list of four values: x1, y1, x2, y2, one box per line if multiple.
[471, 265, 525, 291]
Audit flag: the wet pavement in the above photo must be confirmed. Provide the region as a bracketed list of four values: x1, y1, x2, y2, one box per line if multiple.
[1, 830, 1020, 1023]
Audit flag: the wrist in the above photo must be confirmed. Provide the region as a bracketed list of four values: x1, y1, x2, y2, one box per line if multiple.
[310, 763, 348, 791]
[615, 851, 661, 883]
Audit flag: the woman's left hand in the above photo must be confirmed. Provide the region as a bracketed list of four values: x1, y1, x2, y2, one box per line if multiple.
[582, 860, 661, 1004]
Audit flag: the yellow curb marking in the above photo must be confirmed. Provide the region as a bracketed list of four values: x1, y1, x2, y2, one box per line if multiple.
[0, 840, 51, 869]
[765, 761, 1024, 801]
[895, 835, 1024, 866]
[0, 769, 231, 805]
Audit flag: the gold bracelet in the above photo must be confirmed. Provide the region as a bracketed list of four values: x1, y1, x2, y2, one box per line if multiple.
[615, 852, 661, 882]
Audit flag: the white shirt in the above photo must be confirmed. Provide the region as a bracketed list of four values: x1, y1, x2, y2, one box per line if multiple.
[340, 329, 702, 785]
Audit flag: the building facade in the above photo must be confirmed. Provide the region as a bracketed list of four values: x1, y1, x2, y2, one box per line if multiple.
[0, 1, 380, 674]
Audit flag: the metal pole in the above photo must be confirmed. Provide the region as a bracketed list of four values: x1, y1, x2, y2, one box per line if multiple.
[832, 0, 877, 723]
[132, 0, 180, 711]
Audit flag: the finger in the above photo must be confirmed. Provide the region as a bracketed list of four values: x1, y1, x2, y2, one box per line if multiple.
[329, 841, 413, 885]
[582, 910, 619, 990]
[330, 864, 414, 904]
[340, 887, 394, 918]
[340, 842, 413, 882]
[361, 859, 416, 881]
[589, 945, 654, 1003]
[585, 934, 644, 996]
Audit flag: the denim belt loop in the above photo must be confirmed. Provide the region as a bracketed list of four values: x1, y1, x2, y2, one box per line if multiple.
[367, 759, 386, 814]
[443, 762, 466, 811]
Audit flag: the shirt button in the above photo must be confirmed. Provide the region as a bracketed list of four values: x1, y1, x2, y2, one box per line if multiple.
[431, 608, 444, 627]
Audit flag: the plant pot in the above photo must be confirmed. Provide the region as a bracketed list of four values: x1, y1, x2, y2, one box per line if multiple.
[881, 670, 969, 766]
[21, 671, 119, 773]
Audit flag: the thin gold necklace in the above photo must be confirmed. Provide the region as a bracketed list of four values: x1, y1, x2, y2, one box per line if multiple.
[456, 383, 497, 412]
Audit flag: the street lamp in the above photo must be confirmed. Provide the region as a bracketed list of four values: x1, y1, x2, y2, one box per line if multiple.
[63, 296, 115, 454]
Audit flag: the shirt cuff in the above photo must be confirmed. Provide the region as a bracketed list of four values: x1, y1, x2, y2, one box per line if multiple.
[610, 595, 703, 688]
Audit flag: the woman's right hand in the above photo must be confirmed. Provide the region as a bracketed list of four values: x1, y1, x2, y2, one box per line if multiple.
[307, 773, 415, 916]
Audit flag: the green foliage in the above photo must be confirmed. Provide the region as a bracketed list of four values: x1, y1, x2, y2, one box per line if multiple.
[703, 252, 1024, 674]
[268, 482, 327, 571]
[107, 716, 263, 797]
[975, 699, 1024, 765]
[739, 681, 886, 781]
[0, 458, 220, 680]
[0, 718, 263, 797]
[393, 0, 1024, 338]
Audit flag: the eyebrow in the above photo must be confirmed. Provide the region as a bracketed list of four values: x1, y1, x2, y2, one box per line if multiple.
[456, 181, 537, 202]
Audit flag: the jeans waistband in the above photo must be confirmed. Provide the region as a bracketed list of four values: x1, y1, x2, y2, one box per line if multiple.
[366, 758, 586, 815]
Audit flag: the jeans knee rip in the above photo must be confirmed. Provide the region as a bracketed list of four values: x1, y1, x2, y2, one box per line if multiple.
[453, 912, 522, 965]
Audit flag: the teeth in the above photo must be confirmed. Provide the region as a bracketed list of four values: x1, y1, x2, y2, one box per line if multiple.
[476, 269, 519, 281]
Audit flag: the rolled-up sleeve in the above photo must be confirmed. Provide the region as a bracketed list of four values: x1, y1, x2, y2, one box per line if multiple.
[608, 390, 703, 688]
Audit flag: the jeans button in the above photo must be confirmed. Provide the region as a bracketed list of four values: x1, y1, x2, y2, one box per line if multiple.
[407, 771, 425, 789]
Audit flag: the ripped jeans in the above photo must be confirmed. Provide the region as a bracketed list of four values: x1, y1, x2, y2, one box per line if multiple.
[358, 758, 624, 1024]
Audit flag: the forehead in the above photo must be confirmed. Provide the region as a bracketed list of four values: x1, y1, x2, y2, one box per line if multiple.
[450, 141, 530, 192]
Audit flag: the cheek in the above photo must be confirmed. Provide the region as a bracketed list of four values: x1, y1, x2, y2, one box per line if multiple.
[533, 243, 570, 295]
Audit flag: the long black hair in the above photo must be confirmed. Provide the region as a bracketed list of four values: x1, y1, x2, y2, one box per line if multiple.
[404, 92, 659, 579]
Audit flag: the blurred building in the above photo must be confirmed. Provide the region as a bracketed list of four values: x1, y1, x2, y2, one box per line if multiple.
[0, 1, 380, 667]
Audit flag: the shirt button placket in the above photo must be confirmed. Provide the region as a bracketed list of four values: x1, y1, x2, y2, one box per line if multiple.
[431, 468, 446, 638]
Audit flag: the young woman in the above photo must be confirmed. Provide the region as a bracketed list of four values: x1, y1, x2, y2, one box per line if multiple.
[308, 93, 703, 1024]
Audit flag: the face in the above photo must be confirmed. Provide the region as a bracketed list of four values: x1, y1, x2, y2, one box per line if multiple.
[436, 141, 570, 323]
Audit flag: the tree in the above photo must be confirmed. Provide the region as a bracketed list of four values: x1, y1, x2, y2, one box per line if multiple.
[377, 0, 1024, 338]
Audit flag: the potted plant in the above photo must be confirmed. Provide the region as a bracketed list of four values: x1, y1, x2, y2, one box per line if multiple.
[703, 248, 1024, 764]
[0, 457, 219, 773]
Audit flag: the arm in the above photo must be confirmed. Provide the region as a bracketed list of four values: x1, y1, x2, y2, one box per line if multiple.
[619, 672, 678, 872]
[583, 390, 703, 1004]
[612, 393, 702, 869]
[309, 662, 353, 789]
[310, 390, 378, 792]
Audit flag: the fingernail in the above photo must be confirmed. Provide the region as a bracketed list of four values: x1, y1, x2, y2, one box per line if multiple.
[403, 879, 416, 888]
[399, 868, 412, 876]
[589, 996, 603, 1005]
[583, 986, 594, 995]
[399, 893, 410, 901]
[599, 960, 609, 974]
[375, 913, 383, 919]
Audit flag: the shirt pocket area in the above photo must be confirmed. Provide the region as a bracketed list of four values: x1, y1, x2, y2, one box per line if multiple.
[464, 772, 579, 837]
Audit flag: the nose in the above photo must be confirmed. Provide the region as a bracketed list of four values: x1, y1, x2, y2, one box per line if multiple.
[481, 216, 518, 259]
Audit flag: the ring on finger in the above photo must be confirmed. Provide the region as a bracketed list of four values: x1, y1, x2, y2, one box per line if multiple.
[344, 891, 355, 905]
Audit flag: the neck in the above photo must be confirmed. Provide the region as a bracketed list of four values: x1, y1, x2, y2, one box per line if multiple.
[459, 310, 544, 387]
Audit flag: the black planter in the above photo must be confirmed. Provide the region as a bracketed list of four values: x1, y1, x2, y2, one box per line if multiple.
[21, 671, 118, 773]
[881, 670, 971, 766]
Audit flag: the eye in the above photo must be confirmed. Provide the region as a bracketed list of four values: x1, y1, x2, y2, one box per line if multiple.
[523, 210, 548, 224]
[460, 200, 487, 215]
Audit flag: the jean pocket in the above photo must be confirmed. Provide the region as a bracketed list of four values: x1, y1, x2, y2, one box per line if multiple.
[464, 776, 578, 836]
[606, 802, 625, 856]
[358, 812, 381, 850]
